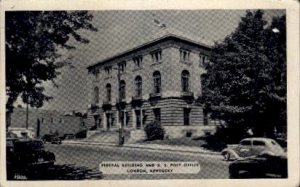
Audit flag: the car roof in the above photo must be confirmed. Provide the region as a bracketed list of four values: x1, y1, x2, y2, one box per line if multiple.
[15, 139, 43, 143]
[241, 137, 274, 142]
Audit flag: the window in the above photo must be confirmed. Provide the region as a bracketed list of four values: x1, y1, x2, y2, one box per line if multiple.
[180, 49, 190, 62]
[181, 70, 190, 92]
[135, 76, 142, 97]
[184, 108, 191, 126]
[151, 50, 162, 63]
[104, 66, 112, 75]
[106, 84, 111, 102]
[118, 111, 129, 127]
[118, 61, 126, 73]
[119, 80, 126, 100]
[200, 74, 206, 97]
[135, 110, 142, 129]
[94, 87, 99, 103]
[50, 118, 54, 123]
[240, 140, 251, 146]
[199, 54, 207, 67]
[59, 118, 63, 123]
[153, 71, 161, 94]
[153, 108, 161, 123]
[94, 69, 99, 79]
[41, 118, 44, 123]
[133, 56, 143, 68]
[106, 113, 113, 129]
[253, 141, 266, 146]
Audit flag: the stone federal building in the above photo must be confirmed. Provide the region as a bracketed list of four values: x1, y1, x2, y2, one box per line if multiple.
[87, 29, 216, 139]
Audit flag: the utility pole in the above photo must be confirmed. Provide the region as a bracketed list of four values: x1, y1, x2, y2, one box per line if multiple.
[26, 103, 29, 129]
[114, 66, 124, 146]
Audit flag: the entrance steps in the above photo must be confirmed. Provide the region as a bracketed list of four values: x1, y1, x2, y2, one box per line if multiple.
[85, 130, 119, 144]
[127, 130, 146, 143]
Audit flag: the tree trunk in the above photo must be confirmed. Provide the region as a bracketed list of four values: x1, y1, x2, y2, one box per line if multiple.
[6, 111, 12, 132]
[26, 103, 29, 129]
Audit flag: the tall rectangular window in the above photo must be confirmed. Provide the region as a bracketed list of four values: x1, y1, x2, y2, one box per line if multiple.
[133, 56, 143, 68]
[106, 113, 113, 129]
[104, 66, 112, 75]
[199, 54, 208, 67]
[135, 110, 141, 129]
[153, 108, 161, 123]
[106, 84, 111, 102]
[118, 62, 126, 73]
[151, 50, 162, 63]
[135, 76, 142, 97]
[119, 80, 126, 100]
[94, 87, 99, 103]
[181, 70, 190, 92]
[153, 71, 161, 94]
[180, 49, 190, 63]
[184, 108, 191, 126]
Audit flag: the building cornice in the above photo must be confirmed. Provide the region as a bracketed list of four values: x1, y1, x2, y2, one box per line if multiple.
[87, 33, 212, 72]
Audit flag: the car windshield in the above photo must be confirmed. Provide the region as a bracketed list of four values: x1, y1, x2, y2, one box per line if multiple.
[15, 141, 44, 151]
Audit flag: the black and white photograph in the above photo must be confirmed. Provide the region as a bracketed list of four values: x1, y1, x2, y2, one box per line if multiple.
[1, 0, 299, 186]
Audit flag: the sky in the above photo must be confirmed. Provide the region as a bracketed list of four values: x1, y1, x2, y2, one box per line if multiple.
[37, 9, 285, 113]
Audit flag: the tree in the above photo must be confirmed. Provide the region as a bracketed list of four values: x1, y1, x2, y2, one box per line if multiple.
[202, 10, 286, 138]
[6, 11, 97, 127]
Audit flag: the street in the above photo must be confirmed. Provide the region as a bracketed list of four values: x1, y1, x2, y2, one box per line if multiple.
[44, 143, 230, 179]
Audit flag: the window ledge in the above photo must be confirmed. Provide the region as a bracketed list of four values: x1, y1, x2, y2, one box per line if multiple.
[133, 67, 143, 72]
[180, 60, 192, 65]
[104, 75, 112, 80]
[150, 61, 162, 66]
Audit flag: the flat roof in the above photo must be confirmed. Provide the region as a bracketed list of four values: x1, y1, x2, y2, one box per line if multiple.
[87, 29, 212, 70]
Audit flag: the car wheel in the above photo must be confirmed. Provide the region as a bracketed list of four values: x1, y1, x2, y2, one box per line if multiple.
[223, 152, 231, 161]
[229, 168, 239, 178]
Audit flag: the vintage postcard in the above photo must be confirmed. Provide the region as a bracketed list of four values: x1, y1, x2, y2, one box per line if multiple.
[0, 0, 299, 187]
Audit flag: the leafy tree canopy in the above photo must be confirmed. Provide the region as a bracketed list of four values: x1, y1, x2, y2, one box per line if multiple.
[202, 10, 286, 137]
[6, 11, 97, 113]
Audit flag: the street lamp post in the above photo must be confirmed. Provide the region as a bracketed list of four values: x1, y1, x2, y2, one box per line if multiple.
[113, 66, 124, 146]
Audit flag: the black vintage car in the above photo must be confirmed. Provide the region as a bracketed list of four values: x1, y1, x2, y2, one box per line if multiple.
[42, 134, 61, 144]
[7, 138, 56, 179]
[229, 153, 287, 178]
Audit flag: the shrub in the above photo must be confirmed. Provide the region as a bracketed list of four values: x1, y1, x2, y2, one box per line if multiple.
[202, 125, 247, 151]
[76, 130, 87, 139]
[144, 121, 165, 141]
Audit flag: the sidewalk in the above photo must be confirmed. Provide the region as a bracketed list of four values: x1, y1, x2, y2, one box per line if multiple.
[62, 139, 221, 156]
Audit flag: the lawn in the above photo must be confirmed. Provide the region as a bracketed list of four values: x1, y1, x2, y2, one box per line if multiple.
[138, 137, 207, 148]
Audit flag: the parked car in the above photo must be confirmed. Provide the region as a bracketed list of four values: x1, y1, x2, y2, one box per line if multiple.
[61, 134, 75, 140]
[42, 134, 61, 144]
[6, 138, 56, 179]
[50, 136, 62, 144]
[221, 137, 285, 161]
[229, 153, 287, 178]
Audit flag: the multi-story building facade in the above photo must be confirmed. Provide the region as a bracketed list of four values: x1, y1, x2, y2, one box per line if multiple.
[87, 30, 216, 139]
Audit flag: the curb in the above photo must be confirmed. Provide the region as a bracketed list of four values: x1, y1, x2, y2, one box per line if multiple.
[62, 140, 221, 157]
